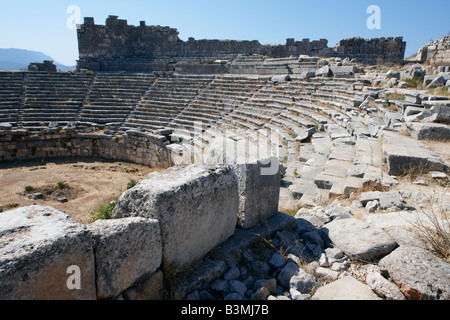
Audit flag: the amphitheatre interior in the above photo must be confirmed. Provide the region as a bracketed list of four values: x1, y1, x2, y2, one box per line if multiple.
[0, 15, 449, 301]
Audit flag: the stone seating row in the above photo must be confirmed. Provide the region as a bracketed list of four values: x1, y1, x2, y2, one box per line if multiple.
[0, 73, 25, 124]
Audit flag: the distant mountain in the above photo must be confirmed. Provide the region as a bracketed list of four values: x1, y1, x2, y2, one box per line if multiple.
[0, 48, 75, 71]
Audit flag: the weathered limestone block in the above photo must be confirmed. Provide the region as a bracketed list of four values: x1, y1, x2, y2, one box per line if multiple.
[123, 269, 164, 300]
[112, 165, 239, 268]
[271, 74, 291, 82]
[205, 136, 280, 229]
[365, 267, 406, 300]
[324, 218, 398, 261]
[379, 246, 450, 300]
[315, 65, 332, 77]
[88, 217, 162, 299]
[313, 276, 381, 300]
[381, 130, 448, 175]
[406, 122, 450, 141]
[330, 66, 356, 78]
[0, 206, 96, 300]
[232, 158, 281, 229]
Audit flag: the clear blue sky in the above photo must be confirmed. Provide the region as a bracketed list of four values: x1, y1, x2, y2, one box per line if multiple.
[0, 0, 449, 66]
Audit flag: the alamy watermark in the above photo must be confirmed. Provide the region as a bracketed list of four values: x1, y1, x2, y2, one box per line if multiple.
[66, 265, 81, 290]
[180, 121, 281, 176]
[367, 5, 381, 30]
[66, 5, 82, 30]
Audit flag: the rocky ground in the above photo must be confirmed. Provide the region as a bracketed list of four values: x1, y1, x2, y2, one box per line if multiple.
[177, 173, 449, 301]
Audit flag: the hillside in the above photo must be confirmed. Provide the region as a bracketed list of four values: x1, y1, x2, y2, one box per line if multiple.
[0, 48, 75, 71]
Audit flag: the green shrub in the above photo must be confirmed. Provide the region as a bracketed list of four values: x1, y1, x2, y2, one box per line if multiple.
[57, 181, 69, 190]
[127, 180, 137, 190]
[24, 186, 34, 192]
[91, 202, 115, 222]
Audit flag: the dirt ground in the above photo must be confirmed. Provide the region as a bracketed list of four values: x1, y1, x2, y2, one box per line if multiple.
[0, 158, 164, 224]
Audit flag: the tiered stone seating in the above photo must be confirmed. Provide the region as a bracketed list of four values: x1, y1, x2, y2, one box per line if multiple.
[172, 75, 273, 155]
[228, 55, 266, 74]
[268, 77, 389, 205]
[20, 72, 92, 130]
[121, 74, 215, 133]
[79, 73, 155, 126]
[0, 72, 24, 125]
[4, 70, 443, 208]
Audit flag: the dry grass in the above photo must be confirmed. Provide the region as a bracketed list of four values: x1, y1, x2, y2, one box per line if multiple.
[409, 205, 450, 262]
[398, 162, 429, 181]
[358, 181, 390, 193]
[280, 204, 304, 217]
[347, 181, 390, 204]
[427, 87, 450, 98]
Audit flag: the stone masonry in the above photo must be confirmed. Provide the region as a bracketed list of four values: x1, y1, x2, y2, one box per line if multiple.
[77, 16, 406, 72]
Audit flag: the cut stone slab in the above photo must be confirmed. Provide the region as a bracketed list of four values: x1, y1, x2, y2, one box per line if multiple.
[360, 190, 406, 210]
[311, 133, 332, 156]
[423, 102, 450, 124]
[312, 276, 381, 300]
[326, 124, 351, 140]
[328, 146, 355, 162]
[305, 153, 328, 167]
[295, 127, 316, 142]
[123, 269, 164, 300]
[88, 217, 162, 299]
[381, 130, 448, 175]
[406, 122, 450, 141]
[204, 137, 280, 229]
[379, 246, 450, 300]
[0, 206, 96, 300]
[363, 211, 435, 248]
[347, 176, 367, 195]
[288, 182, 317, 199]
[329, 177, 363, 197]
[232, 157, 281, 229]
[315, 65, 332, 77]
[330, 66, 356, 78]
[354, 137, 384, 167]
[271, 74, 291, 83]
[314, 174, 344, 190]
[322, 159, 353, 178]
[324, 218, 398, 261]
[358, 165, 398, 187]
[286, 161, 304, 178]
[299, 164, 323, 178]
[112, 165, 239, 268]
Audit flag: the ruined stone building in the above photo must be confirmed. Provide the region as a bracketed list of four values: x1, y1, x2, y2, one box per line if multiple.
[77, 15, 406, 73]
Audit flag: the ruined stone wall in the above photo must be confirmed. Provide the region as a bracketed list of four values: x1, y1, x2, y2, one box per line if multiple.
[0, 129, 172, 168]
[28, 61, 57, 72]
[417, 35, 450, 66]
[77, 16, 406, 72]
[334, 37, 406, 65]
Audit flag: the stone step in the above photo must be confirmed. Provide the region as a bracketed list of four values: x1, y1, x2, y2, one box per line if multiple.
[381, 130, 448, 175]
